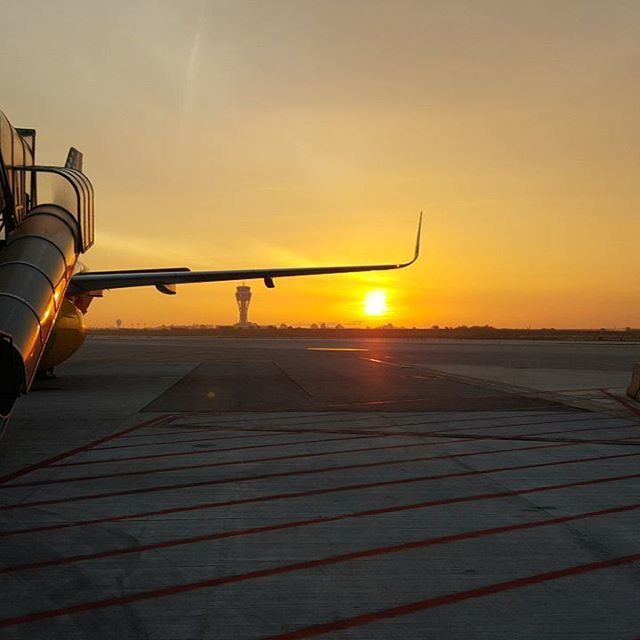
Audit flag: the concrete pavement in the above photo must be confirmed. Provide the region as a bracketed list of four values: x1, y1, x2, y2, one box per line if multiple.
[0, 336, 639, 638]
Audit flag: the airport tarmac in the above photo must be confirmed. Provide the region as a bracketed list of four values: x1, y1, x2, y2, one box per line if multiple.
[1, 335, 640, 639]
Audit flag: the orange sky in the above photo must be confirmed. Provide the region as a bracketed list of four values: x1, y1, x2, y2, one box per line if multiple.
[2, 1, 639, 328]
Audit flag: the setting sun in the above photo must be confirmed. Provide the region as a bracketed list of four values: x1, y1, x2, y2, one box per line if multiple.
[364, 290, 388, 316]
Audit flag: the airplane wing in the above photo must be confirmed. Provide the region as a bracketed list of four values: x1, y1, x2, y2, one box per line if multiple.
[69, 213, 422, 295]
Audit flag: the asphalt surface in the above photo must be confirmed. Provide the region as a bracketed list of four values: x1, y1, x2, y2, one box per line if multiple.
[0, 336, 639, 639]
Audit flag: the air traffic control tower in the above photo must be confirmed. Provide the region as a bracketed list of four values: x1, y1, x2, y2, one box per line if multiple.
[235, 285, 252, 328]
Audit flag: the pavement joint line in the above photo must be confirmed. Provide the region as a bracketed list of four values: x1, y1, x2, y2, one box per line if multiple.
[244, 415, 612, 437]
[319, 399, 560, 411]
[391, 413, 630, 435]
[90, 412, 622, 446]
[414, 431, 640, 446]
[49, 433, 391, 468]
[555, 387, 625, 393]
[387, 414, 585, 431]
[1, 440, 572, 489]
[139, 426, 399, 438]
[3, 502, 640, 629]
[602, 390, 640, 417]
[5, 458, 640, 539]
[262, 550, 640, 639]
[237, 409, 559, 418]
[3, 447, 640, 512]
[93, 430, 370, 451]
[0, 484, 640, 574]
[147, 411, 365, 428]
[50, 422, 637, 461]
[152, 410, 572, 436]
[152, 417, 631, 444]
[92, 426, 422, 450]
[272, 359, 315, 397]
[421, 420, 640, 442]
[7, 434, 640, 491]
[177, 426, 422, 438]
[118, 428, 308, 440]
[389, 409, 580, 424]
[164, 417, 367, 429]
[157, 410, 568, 432]
[2, 438, 475, 489]
[520, 421, 640, 438]
[363, 357, 639, 418]
[322, 398, 493, 409]
[0, 414, 177, 486]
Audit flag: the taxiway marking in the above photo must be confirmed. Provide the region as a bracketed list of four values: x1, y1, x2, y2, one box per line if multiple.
[0, 414, 176, 485]
[3, 503, 640, 630]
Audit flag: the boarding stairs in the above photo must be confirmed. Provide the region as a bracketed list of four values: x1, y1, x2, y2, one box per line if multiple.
[0, 110, 94, 417]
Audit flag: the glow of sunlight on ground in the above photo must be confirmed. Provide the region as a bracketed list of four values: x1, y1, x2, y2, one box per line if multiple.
[364, 290, 389, 316]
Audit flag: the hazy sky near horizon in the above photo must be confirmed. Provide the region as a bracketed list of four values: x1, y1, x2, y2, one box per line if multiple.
[1, 0, 639, 327]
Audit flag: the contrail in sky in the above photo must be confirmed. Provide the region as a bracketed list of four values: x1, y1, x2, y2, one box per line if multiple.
[180, 0, 209, 137]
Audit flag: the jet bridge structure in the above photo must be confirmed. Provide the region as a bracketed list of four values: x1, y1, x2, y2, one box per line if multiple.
[0, 110, 94, 417]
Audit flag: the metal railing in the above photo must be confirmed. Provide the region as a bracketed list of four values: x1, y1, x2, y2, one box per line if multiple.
[8, 165, 95, 252]
[0, 111, 34, 233]
[0, 110, 94, 253]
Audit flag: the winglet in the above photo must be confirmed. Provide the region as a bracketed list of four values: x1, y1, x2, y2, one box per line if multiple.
[402, 211, 422, 267]
[414, 211, 423, 263]
[69, 211, 423, 293]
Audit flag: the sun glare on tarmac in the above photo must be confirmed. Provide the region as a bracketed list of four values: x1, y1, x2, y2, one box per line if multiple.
[307, 348, 369, 352]
[364, 290, 388, 316]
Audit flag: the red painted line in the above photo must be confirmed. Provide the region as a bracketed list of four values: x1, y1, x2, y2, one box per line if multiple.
[0, 472, 640, 574]
[2, 440, 565, 489]
[3, 447, 640, 514]
[5, 463, 640, 540]
[4, 472, 639, 577]
[50, 434, 394, 468]
[0, 414, 176, 485]
[602, 390, 640, 417]
[4, 439, 473, 489]
[264, 552, 640, 639]
[3, 506, 640, 628]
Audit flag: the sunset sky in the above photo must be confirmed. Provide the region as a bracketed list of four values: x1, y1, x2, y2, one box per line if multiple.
[2, 0, 639, 328]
